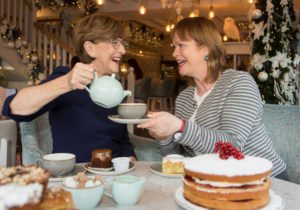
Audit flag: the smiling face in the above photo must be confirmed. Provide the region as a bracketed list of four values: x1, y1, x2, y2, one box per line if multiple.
[84, 38, 126, 75]
[172, 33, 209, 79]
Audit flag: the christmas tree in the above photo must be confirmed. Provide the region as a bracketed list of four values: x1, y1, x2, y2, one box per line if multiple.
[249, 0, 300, 104]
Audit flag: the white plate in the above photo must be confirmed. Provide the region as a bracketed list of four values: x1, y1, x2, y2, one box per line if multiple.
[108, 115, 149, 124]
[85, 163, 113, 172]
[49, 165, 86, 182]
[174, 187, 284, 210]
[150, 163, 183, 178]
[85, 161, 136, 176]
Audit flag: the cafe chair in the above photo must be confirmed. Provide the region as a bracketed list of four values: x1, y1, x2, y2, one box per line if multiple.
[19, 113, 53, 164]
[134, 77, 152, 103]
[0, 119, 17, 167]
[147, 78, 176, 112]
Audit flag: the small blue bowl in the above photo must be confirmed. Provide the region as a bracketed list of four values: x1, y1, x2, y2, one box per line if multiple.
[62, 176, 104, 209]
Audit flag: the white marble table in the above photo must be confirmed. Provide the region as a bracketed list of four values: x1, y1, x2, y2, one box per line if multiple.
[49, 161, 300, 210]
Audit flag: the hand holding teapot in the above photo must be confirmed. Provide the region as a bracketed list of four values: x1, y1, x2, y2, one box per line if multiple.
[66, 63, 95, 90]
[85, 72, 131, 108]
[66, 63, 131, 108]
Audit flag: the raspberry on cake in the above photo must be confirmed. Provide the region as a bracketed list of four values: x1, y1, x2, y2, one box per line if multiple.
[162, 154, 187, 174]
[183, 142, 273, 210]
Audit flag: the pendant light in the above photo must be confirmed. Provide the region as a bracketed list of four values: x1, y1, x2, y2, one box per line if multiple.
[96, 0, 105, 5]
[139, 4, 147, 15]
[208, 0, 215, 19]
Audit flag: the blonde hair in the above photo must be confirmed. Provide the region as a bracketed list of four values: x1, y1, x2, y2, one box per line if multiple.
[73, 14, 125, 63]
[172, 17, 225, 83]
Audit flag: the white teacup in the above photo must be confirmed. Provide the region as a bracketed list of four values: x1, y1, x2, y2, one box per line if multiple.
[37, 153, 75, 177]
[112, 157, 130, 172]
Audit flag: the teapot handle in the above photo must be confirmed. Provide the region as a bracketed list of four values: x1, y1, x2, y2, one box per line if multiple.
[84, 71, 98, 93]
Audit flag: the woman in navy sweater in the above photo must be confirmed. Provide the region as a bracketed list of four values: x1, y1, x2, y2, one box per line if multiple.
[2, 14, 136, 162]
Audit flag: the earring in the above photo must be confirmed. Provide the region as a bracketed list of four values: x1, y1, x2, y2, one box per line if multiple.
[204, 55, 208, 61]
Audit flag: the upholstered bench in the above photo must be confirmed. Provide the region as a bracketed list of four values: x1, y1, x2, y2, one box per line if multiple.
[19, 104, 300, 184]
[262, 104, 300, 185]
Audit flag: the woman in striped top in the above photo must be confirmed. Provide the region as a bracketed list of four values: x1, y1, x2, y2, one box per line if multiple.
[138, 17, 287, 178]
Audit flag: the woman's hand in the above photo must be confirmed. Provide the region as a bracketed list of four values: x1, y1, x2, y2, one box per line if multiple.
[137, 112, 182, 139]
[66, 63, 95, 90]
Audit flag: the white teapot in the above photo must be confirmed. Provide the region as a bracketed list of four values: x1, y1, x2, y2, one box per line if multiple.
[85, 73, 131, 108]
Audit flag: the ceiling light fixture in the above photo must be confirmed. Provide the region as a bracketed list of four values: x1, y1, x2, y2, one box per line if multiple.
[189, 11, 196, 17]
[193, 0, 200, 17]
[139, 5, 146, 15]
[189, 0, 196, 17]
[248, 0, 254, 3]
[208, 0, 215, 19]
[96, 0, 105, 5]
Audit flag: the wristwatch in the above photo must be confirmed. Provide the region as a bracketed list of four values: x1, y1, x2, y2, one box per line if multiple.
[172, 119, 186, 141]
[173, 132, 183, 141]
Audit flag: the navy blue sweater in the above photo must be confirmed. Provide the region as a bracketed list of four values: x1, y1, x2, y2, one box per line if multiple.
[2, 66, 135, 162]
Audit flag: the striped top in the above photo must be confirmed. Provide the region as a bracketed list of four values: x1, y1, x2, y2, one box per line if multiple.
[157, 69, 286, 177]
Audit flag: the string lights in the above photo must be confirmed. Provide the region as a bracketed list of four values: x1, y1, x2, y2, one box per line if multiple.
[0, 17, 44, 85]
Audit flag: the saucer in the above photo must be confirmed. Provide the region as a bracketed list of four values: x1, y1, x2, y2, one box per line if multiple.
[150, 163, 182, 178]
[108, 115, 149, 124]
[49, 165, 86, 182]
[174, 187, 284, 210]
[86, 163, 113, 172]
[85, 161, 136, 176]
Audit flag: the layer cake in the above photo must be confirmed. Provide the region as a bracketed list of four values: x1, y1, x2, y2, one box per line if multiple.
[183, 142, 273, 210]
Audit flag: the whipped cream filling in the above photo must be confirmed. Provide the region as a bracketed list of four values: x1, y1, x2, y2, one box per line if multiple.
[0, 183, 43, 208]
[184, 179, 266, 193]
[192, 177, 265, 187]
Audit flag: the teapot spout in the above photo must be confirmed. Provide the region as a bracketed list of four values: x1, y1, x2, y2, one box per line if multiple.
[123, 90, 132, 98]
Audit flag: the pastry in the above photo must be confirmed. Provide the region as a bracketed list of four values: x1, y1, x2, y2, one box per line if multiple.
[162, 154, 186, 174]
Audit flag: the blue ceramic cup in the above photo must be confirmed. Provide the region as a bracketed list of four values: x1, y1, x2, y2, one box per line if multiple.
[105, 175, 145, 205]
[62, 176, 104, 209]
